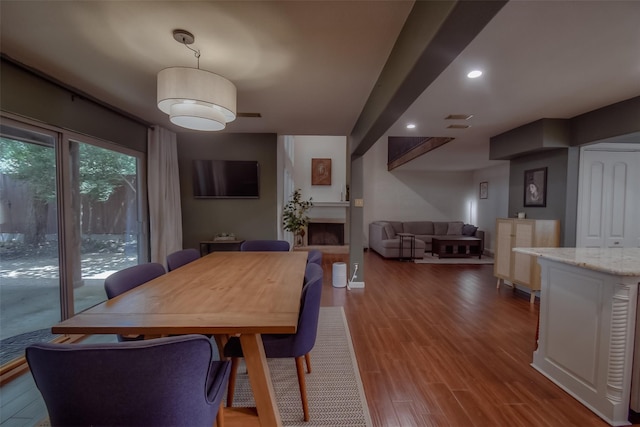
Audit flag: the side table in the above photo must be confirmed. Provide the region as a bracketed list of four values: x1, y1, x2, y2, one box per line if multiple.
[199, 240, 245, 256]
[396, 233, 415, 261]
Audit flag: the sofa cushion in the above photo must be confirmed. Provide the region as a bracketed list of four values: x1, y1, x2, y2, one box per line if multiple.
[383, 223, 396, 239]
[389, 221, 404, 235]
[403, 221, 434, 235]
[379, 238, 426, 250]
[462, 223, 478, 236]
[447, 221, 464, 235]
[433, 222, 449, 235]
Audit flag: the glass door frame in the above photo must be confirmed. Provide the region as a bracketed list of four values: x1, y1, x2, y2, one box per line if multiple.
[1, 113, 148, 321]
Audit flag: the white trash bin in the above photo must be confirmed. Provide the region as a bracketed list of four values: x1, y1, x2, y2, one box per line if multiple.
[332, 262, 347, 288]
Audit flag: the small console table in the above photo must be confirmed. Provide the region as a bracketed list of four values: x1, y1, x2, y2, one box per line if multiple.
[199, 240, 245, 256]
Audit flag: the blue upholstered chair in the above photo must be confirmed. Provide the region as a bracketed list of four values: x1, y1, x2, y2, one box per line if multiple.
[166, 248, 200, 272]
[224, 262, 323, 421]
[26, 335, 231, 427]
[103, 263, 165, 341]
[240, 239, 290, 252]
[307, 249, 322, 266]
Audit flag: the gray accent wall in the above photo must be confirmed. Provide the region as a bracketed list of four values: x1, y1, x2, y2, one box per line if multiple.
[493, 96, 640, 248]
[508, 149, 569, 246]
[177, 132, 278, 250]
[0, 58, 147, 152]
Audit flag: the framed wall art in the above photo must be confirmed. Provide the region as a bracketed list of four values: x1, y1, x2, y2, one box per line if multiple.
[523, 167, 547, 207]
[479, 182, 488, 199]
[311, 158, 332, 185]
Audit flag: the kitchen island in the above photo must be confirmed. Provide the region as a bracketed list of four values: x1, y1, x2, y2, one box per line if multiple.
[513, 247, 640, 426]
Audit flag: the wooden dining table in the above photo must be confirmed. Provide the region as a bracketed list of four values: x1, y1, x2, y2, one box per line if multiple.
[52, 250, 309, 427]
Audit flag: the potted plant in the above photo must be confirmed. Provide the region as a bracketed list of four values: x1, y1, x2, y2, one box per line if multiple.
[283, 189, 313, 246]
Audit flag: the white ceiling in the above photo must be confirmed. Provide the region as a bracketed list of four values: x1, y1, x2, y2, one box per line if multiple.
[1, 1, 639, 171]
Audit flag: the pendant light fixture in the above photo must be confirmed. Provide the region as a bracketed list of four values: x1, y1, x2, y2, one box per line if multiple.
[157, 30, 237, 131]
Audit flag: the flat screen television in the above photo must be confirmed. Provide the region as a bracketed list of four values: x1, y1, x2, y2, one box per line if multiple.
[192, 160, 260, 199]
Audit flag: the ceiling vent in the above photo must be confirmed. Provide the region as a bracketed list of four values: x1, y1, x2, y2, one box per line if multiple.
[447, 124, 471, 129]
[445, 114, 473, 120]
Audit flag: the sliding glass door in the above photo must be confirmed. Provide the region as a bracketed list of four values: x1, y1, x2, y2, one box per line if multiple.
[0, 123, 61, 363]
[0, 117, 146, 364]
[68, 138, 141, 314]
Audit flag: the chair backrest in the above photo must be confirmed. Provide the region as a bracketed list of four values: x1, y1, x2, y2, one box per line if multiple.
[306, 249, 322, 265]
[265, 262, 323, 358]
[26, 335, 230, 427]
[166, 248, 201, 272]
[104, 263, 166, 299]
[240, 239, 290, 252]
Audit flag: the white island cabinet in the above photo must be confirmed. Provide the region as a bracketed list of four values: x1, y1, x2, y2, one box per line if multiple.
[513, 248, 640, 426]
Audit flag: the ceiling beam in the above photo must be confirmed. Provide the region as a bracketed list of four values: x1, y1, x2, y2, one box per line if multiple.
[349, 0, 507, 158]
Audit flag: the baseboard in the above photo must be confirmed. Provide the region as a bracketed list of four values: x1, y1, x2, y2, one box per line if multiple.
[349, 281, 365, 289]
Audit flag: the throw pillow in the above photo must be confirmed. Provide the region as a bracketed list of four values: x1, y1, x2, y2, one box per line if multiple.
[383, 223, 396, 239]
[447, 222, 464, 235]
[462, 224, 478, 236]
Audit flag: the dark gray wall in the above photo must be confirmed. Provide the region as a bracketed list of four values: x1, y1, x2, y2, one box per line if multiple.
[508, 149, 569, 245]
[0, 58, 148, 152]
[177, 132, 278, 250]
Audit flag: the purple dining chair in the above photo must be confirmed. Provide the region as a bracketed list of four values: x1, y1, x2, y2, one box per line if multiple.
[224, 262, 323, 421]
[306, 249, 322, 266]
[240, 239, 290, 251]
[104, 262, 166, 300]
[103, 262, 165, 341]
[26, 335, 230, 427]
[166, 248, 201, 272]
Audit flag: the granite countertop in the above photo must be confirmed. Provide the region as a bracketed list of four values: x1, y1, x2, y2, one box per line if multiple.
[512, 247, 640, 276]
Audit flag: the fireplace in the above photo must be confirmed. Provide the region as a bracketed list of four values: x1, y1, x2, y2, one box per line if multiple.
[308, 222, 344, 246]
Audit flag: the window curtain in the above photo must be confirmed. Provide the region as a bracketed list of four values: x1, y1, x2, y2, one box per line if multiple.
[147, 126, 182, 267]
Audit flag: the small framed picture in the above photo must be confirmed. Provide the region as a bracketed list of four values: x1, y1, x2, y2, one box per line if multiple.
[311, 158, 332, 185]
[479, 182, 488, 199]
[523, 167, 547, 207]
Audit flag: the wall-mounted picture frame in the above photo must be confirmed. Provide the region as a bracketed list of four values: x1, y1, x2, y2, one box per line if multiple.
[479, 181, 488, 199]
[311, 158, 332, 185]
[523, 167, 547, 207]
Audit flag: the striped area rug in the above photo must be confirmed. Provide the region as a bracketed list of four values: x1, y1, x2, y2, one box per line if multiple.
[229, 306, 372, 426]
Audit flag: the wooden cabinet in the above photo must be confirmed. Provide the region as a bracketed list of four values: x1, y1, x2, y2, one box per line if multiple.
[494, 218, 560, 303]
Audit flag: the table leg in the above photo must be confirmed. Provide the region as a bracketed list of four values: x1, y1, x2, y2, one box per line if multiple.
[239, 333, 282, 427]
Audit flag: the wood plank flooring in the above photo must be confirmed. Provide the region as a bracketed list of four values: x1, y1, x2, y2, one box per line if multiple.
[321, 250, 638, 427]
[2, 250, 639, 426]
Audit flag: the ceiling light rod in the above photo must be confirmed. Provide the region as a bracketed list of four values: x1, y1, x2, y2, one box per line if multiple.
[173, 29, 200, 69]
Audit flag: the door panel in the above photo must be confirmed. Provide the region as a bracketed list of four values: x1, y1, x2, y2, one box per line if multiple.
[577, 149, 640, 248]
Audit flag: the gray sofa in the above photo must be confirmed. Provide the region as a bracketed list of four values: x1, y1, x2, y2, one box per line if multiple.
[368, 220, 484, 259]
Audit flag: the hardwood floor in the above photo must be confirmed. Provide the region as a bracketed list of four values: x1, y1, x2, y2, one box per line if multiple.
[3, 250, 638, 426]
[321, 250, 636, 427]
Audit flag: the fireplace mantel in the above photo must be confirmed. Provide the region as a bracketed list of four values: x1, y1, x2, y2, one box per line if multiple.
[312, 201, 349, 208]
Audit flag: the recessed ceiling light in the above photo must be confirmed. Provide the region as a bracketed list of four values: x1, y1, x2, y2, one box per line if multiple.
[406, 124, 416, 129]
[467, 70, 482, 78]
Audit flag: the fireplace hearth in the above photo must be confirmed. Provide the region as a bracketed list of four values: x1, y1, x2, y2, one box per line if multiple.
[308, 222, 344, 246]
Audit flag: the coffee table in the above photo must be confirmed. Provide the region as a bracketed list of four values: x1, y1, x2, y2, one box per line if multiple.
[431, 236, 482, 259]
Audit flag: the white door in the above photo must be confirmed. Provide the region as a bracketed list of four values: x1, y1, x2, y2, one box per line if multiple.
[577, 147, 640, 248]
